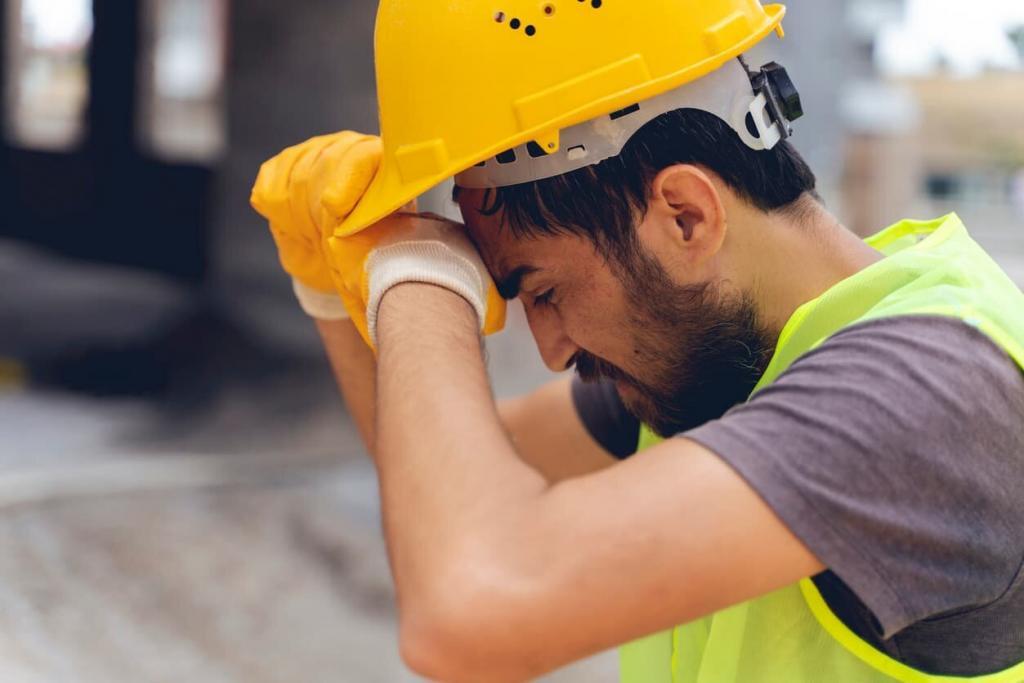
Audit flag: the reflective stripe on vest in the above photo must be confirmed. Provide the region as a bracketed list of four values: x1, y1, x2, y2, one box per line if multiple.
[620, 214, 1024, 683]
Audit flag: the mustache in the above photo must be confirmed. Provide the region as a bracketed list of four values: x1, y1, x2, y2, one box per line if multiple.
[574, 351, 632, 386]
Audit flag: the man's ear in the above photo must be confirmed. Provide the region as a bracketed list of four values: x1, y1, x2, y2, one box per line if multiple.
[641, 164, 727, 267]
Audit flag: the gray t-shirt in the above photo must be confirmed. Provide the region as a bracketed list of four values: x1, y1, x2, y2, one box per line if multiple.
[572, 315, 1024, 676]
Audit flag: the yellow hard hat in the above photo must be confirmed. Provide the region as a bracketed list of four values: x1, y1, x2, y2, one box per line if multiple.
[336, 0, 787, 238]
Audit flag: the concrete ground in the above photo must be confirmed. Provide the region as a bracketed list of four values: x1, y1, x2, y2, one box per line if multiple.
[0, 204, 1020, 682]
[0, 249, 615, 682]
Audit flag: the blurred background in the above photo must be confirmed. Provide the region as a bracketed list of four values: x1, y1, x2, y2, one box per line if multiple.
[0, 0, 1022, 680]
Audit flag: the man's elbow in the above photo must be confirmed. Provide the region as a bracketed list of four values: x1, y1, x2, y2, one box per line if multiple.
[397, 549, 546, 683]
[399, 610, 496, 683]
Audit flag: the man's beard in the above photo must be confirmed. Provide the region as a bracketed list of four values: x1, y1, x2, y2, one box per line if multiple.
[575, 249, 775, 438]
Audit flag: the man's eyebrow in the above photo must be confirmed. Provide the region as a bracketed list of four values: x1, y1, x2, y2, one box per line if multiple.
[496, 266, 538, 301]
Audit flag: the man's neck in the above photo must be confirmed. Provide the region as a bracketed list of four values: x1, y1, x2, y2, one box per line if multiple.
[740, 200, 884, 337]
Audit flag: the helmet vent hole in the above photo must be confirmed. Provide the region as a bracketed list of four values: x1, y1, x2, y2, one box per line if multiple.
[610, 103, 640, 121]
[567, 145, 588, 161]
[525, 25, 536, 36]
[591, 0, 602, 7]
[494, 11, 506, 22]
[510, 17, 522, 29]
[527, 141, 549, 158]
[543, 3, 556, 15]
[496, 149, 518, 165]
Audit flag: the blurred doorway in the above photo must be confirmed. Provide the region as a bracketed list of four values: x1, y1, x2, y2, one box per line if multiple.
[1, 0, 227, 282]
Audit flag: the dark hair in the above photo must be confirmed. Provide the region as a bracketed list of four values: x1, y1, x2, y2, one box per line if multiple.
[454, 108, 818, 263]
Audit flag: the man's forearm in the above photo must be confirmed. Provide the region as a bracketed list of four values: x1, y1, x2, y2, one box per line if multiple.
[316, 312, 613, 499]
[316, 318, 378, 453]
[375, 284, 547, 614]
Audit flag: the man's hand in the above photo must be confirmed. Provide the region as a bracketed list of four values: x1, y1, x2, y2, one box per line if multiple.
[326, 213, 507, 348]
[250, 131, 382, 319]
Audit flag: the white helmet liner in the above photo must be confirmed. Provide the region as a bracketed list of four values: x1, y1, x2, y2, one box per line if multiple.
[455, 57, 788, 189]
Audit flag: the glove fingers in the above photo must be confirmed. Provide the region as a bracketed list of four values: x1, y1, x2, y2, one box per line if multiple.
[287, 135, 358, 244]
[293, 132, 375, 247]
[252, 131, 363, 222]
[251, 143, 308, 223]
[269, 223, 335, 292]
[253, 131, 377, 294]
[320, 136, 383, 221]
[319, 132, 377, 169]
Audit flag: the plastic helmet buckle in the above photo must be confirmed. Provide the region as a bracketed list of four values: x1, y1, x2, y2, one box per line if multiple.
[749, 61, 803, 141]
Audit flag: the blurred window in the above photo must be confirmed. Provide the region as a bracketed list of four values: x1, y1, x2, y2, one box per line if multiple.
[4, 0, 94, 150]
[925, 170, 1017, 206]
[139, 0, 227, 164]
[1011, 26, 1024, 60]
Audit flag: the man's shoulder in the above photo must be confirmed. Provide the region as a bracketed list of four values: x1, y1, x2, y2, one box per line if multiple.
[686, 313, 1024, 676]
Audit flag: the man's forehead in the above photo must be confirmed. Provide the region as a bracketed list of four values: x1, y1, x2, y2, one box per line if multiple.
[454, 186, 583, 284]
[456, 188, 524, 277]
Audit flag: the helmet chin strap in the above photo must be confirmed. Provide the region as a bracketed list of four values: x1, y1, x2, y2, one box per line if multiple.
[455, 57, 803, 190]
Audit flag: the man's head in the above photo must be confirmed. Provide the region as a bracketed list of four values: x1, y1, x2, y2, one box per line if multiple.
[455, 108, 819, 436]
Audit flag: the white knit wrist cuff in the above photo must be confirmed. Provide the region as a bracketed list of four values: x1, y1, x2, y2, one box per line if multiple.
[365, 241, 486, 347]
[292, 279, 350, 321]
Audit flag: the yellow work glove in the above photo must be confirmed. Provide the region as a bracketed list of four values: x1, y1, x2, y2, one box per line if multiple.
[250, 131, 382, 319]
[326, 212, 507, 349]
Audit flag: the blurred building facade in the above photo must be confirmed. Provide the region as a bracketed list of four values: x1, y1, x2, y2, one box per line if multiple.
[910, 74, 1024, 209]
[840, 0, 1024, 234]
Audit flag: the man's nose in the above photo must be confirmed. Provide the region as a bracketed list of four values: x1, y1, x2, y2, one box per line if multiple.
[525, 306, 580, 373]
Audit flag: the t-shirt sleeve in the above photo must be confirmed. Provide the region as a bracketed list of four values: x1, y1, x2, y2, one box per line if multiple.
[686, 315, 1024, 638]
[571, 376, 640, 459]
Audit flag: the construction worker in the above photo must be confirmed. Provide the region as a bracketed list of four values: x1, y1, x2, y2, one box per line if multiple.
[251, 1, 1024, 681]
